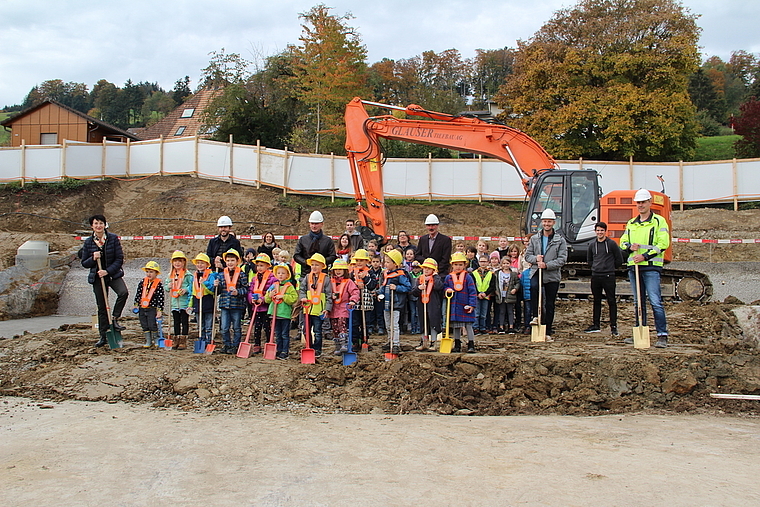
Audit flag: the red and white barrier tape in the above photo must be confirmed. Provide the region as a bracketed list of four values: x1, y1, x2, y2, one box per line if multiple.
[74, 234, 760, 244]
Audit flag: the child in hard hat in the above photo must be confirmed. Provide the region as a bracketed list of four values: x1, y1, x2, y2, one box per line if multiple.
[214, 249, 250, 354]
[298, 253, 333, 358]
[411, 258, 443, 351]
[444, 252, 478, 353]
[248, 253, 276, 353]
[379, 249, 411, 355]
[166, 250, 193, 349]
[349, 248, 377, 349]
[493, 256, 521, 334]
[134, 261, 165, 348]
[327, 259, 360, 354]
[241, 248, 257, 321]
[191, 253, 216, 346]
[265, 264, 298, 359]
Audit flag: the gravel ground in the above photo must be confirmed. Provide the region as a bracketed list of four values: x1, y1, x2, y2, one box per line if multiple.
[670, 261, 760, 304]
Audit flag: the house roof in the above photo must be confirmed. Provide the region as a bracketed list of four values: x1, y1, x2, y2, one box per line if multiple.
[130, 87, 221, 140]
[0, 99, 139, 140]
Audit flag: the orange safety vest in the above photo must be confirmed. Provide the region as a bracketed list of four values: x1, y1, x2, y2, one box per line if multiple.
[307, 272, 326, 305]
[419, 274, 435, 304]
[331, 277, 348, 304]
[194, 269, 211, 299]
[224, 267, 241, 292]
[251, 269, 272, 295]
[450, 271, 467, 292]
[170, 268, 186, 298]
[140, 277, 160, 308]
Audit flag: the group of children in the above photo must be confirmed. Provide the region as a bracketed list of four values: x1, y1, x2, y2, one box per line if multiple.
[131, 235, 532, 359]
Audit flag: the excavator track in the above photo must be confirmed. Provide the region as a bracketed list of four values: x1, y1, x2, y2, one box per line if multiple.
[557, 263, 713, 302]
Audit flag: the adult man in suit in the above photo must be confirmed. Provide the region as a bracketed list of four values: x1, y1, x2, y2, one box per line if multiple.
[416, 214, 453, 275]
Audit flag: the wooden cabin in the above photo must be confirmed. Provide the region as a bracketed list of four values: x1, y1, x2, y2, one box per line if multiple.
[0, 100, 138, 146]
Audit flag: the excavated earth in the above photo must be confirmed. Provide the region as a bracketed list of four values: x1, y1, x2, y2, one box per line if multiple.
[0, 175, 758, 417]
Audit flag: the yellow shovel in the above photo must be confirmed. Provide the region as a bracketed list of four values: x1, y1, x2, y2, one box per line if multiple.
[632, 263, 650, 349]
[531, 268, 546, 342]
[439, 289, 454, 353]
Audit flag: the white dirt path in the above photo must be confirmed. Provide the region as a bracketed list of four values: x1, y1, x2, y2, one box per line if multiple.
[1, 397, 759, 506]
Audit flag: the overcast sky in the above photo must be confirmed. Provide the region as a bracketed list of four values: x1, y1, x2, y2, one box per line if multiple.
[2, 0, 759, 107]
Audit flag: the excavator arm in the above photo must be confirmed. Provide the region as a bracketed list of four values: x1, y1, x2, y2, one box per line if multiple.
[344, 97, 558, 239]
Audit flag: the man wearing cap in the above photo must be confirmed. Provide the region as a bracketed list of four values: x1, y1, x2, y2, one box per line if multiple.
[416, 214, 453, 275]
[206, 215, 243, 270]
[620, 189, 670, 348]
[524, 208, 567, 341]
[294, 210, 337, 273]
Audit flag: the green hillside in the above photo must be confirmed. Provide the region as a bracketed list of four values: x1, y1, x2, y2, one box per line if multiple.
[693, 135, 740, 161]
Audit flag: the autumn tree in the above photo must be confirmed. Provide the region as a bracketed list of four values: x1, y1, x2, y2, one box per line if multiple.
[496, 0, 701, 161]
[469, 48, 515, 109]
[287, 4, 369, 154]
[733, 97, 760, 158]
[21, 79, 91, 113]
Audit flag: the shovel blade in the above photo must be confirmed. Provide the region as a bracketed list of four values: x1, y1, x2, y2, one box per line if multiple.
[157, 338, 165, 348]
[106, 328, 122, 349]
[263, 342, 277, 360]
[204, 342, 215, 355]
[193, 339, 206, 354]
[384, 352, 398, 361]
[531, 324, 546, 342]
[301, 347, 315, 364]
[439, 337, 453, 354]
[236, 342, 252, 358]
[343, 351, 358, 366]
[633, 326, 650, 349]
[361, 342, 369, 352]
[164, 338, 173, 349]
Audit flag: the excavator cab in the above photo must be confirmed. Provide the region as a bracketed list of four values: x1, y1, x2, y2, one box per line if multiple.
[526, 169, 601, 262]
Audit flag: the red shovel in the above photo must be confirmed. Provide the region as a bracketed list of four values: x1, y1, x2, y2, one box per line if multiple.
[263, 300, 279, 360]
[236, 313, 256, 358]
[301, 304, 315, 364]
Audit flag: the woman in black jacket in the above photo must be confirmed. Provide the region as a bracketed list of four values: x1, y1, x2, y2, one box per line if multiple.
[80, 214, 129, 347]
[258, 232, 279, 260]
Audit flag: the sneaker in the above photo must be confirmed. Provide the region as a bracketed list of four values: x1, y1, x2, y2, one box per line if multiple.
[466, 342, 476, 353]
[452, 342, 462, 353]
[498, 329, 506, 335]
[381, 343, 391, 352]
[314, 350, 322, 358]
[530, 317, 539, 326]
[522, 327, 531, 335]
[623, 337, 633, 345]
[584, 325, 601, 333]
[655, 337, 668, 348]
[252, 345, 261, 354]
[610, 326, 619, 337]
[507, 327, 516, 334]
[545, 335, 554, 342]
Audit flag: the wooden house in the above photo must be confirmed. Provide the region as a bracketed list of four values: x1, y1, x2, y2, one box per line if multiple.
[0, 99, 138, 146]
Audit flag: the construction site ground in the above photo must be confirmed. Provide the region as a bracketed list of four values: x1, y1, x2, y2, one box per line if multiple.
[0, 176, 758, 504]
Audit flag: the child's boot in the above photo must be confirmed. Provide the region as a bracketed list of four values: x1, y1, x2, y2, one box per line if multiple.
[466, 340, 476, 353]
[252, 339, 261, 354]
[415, 337, 430, 351]
[333, 339, 342, 356]
[143, 332, 153, 348]
[453, 339, 461, 353]
[339, 333, 348, 353]
[429, 330, 438, 350]
[178, 335, 187, 350]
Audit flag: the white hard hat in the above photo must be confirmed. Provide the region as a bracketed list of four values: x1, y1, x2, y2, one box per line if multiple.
[634, 188, 652, 202]
[540, 208, 557, 220]
[424, 214, 440, 225]
[217, 215, 233, 227]
[308, 210, 324, 223]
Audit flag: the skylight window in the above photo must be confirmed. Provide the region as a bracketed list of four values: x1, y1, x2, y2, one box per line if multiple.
[175, 126, 186, 136]
[180, 108, 195, 118]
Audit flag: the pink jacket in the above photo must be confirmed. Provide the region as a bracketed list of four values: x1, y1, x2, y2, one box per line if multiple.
[327, 276, 360, 319]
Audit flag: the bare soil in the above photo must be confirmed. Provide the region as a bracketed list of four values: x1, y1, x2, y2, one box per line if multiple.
[0, 176, 758, 418]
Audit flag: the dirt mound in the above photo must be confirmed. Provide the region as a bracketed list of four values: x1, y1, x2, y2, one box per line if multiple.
[1, 300, 757, 417]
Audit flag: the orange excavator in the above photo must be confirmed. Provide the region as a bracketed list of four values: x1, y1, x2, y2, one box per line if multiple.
[344, 97, 711, 301]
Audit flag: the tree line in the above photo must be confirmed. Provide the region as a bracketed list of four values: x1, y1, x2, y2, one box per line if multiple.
[5, 0, 760, 160]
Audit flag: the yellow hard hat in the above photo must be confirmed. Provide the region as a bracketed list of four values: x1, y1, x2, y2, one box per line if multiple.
[385, 249, 402, 266]
[420, 258, 438, 271]
[450, 252, 468, 264]
[170, 250, 187, 261]
[331, 259, 350, 271]
[307, 253, 327, 267]
[272, 263, 291, 277]
[223, 248, 241, 260]
[192, 253, 211, 265]
[142, 260, 161, 274]
[254, 253, 272, 265]
[352, 248, 370, 261]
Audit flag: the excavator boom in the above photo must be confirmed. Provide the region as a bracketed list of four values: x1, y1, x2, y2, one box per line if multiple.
[345, 97, 558, 239]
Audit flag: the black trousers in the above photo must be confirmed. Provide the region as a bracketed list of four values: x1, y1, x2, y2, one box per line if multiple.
[92, 276, 129, 335]
[530, 275, 559, 335]
[591, 273, 617, 327]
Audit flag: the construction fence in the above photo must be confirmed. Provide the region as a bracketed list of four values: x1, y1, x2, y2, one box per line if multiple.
[1, 136, 759, 207]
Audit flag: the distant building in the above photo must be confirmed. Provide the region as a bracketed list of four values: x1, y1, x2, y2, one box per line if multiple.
[130, 88, 220, 141]
[0, 99, 138, 146]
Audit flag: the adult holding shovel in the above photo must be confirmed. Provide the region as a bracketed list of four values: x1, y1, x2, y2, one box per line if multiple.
[80, 214, 129, 348]
[524, 209, 567, 343]
[620, 189, 671, 348]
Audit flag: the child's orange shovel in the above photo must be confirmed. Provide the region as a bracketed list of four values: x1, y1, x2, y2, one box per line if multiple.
[204, 284, 219, 355]
[301, 304, 315, 364]
[236, 313, 256, 358]
[263, 301, 279, 360]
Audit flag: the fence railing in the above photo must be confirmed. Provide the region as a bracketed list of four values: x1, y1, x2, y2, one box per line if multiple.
[1, 136, 759, 208]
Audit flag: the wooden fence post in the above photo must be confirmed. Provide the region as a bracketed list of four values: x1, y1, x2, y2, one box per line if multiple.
[256, 139, 261, 189]
[428, 152, 433, 201]
[283, 146, 289, 197]
[229, 134, 234, 184]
